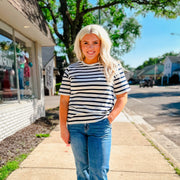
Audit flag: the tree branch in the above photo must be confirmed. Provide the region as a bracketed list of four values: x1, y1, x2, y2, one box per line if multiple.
[76, 0, 83, 15]
[81, 0, 122, 16]
[60, 0, 73, 26]
[59, 0, 74, 47]
[65, 12, 74, 27]
[80, 0, 177, 16]
[70, 0, 84, 43]
[45, 0, 63, 41]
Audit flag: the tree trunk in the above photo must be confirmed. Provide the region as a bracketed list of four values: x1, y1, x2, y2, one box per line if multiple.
[67, 51, 78, 64]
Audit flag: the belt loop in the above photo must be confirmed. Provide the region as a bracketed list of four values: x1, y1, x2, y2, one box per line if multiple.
[84, 123, 89, 131]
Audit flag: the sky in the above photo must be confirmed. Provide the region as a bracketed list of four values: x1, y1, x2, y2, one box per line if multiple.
[121, 13, 180, 68]
[54, 0, 180, 68]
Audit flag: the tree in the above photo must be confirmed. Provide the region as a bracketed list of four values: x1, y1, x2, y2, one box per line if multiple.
[38, 0, 180, 63]
[136, 51, 179, 70]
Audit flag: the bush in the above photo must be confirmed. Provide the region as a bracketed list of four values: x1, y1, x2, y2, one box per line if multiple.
[169, 74, 179, 85]
[55, 82, 62, 92]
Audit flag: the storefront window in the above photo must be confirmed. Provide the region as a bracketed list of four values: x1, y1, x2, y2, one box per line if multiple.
[0, 21, 34, 104]
[15, 31, 33, 100]
[0, 22, 17, 103]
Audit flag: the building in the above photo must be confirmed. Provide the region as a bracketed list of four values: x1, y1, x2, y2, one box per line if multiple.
[137, 64, 164, 81]
[42, 47, 59, 96]
[0, 0, 55, 141]
[163, 56, 180, 84]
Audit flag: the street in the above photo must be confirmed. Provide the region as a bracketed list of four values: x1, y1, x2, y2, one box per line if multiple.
[126, 85, 180, 146]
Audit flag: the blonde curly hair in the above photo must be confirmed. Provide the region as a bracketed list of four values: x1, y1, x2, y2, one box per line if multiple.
[74, 24, 120, 83]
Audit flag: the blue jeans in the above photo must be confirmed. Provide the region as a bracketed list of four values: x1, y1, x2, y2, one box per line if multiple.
[68, 118, 112, 180]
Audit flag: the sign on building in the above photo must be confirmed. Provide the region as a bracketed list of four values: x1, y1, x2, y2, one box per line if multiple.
[45, 60, 54, 90]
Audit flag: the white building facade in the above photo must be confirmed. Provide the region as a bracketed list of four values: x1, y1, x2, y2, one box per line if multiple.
[0, 0, 55, 141]
[163, 56, 180, 84]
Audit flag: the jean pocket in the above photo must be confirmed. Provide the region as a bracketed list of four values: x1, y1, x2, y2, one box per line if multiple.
[104, 118, 112, 127]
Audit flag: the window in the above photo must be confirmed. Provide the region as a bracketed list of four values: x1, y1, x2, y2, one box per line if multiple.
[0, 22, 17, 103]
[15, 31, 33, 100]
[0, 21, 34, 104]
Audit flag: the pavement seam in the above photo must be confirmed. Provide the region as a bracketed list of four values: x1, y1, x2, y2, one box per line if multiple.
[19, 167, 76, 170]
[19, 167, 175, 174]
[109, 170, 175, 174]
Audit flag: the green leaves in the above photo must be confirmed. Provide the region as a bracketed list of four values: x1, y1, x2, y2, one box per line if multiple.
[37, 0, 180, 63]
[36, 134, 50, 138]
[133, 0, 180, 19]
[0, 154, 28, 180]
[136, 52, 179, 70]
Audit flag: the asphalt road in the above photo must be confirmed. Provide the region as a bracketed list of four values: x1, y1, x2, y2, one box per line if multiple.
[126, 85, 180, 146]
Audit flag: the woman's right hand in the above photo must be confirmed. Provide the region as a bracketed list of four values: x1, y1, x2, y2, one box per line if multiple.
[61, 127, 70, 144]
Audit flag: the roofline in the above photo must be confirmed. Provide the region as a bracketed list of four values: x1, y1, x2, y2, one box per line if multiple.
[0, 0, 55, 46]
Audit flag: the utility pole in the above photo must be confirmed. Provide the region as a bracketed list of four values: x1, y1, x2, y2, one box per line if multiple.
[99, 0, 101, 24]
[154, 59, 156, 81]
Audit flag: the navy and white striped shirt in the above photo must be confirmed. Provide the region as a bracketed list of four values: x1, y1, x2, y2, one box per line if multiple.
[59, 61, 130, 124]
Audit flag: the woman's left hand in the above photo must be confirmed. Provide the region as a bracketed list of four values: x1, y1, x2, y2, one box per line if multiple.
[107, 117, 113, 124]
[107, 92, 128, 124]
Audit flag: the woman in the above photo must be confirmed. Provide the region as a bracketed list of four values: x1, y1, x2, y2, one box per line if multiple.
[59, 24, 130, 180]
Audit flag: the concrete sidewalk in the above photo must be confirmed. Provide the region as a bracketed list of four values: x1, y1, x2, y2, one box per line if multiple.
[44, 95, 60, 110]
[7, 96, 180, 180]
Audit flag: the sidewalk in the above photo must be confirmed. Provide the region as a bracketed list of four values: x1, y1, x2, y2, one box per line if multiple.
[7, 96, 180, 180]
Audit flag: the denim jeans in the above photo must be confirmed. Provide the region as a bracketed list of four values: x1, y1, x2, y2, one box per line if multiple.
[68, 118, 112, 180]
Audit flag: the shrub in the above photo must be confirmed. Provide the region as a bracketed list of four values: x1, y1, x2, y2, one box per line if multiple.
[55, 83, 62, 92]
[169, 74, 179, 84]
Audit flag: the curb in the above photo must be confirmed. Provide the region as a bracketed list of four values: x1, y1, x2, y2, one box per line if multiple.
[123, 108, 180, 171]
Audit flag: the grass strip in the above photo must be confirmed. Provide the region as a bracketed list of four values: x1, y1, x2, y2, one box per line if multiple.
[36, 133, 50, 138]
[175, 168, 180, 176]
[131, 121, 180, 176]
[147, 139, 180, 176]
[0, 154, 28, 180]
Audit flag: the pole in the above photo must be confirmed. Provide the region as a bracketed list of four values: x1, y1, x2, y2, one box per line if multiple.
[154, 59, 156, 82]
[13, 29, 21, 103]
[99, 0, 101, 24]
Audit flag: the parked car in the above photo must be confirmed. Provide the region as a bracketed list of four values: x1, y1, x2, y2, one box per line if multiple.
[128, 78, 138, 85]
[139, 78, 153, 88]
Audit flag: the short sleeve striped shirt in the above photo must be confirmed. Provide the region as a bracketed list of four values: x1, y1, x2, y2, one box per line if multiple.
[59, 61, 130, 124]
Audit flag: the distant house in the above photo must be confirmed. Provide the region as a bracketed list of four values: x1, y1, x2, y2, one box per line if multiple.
[42, 47, 59, 96]
[163, 56, 180, 84]
[137, 64, 164, 81]
[173, 68, 180, 77]
[124, 70, 133, 81]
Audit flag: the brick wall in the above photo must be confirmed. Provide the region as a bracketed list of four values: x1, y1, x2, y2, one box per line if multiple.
[0, 99, 45, 141]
